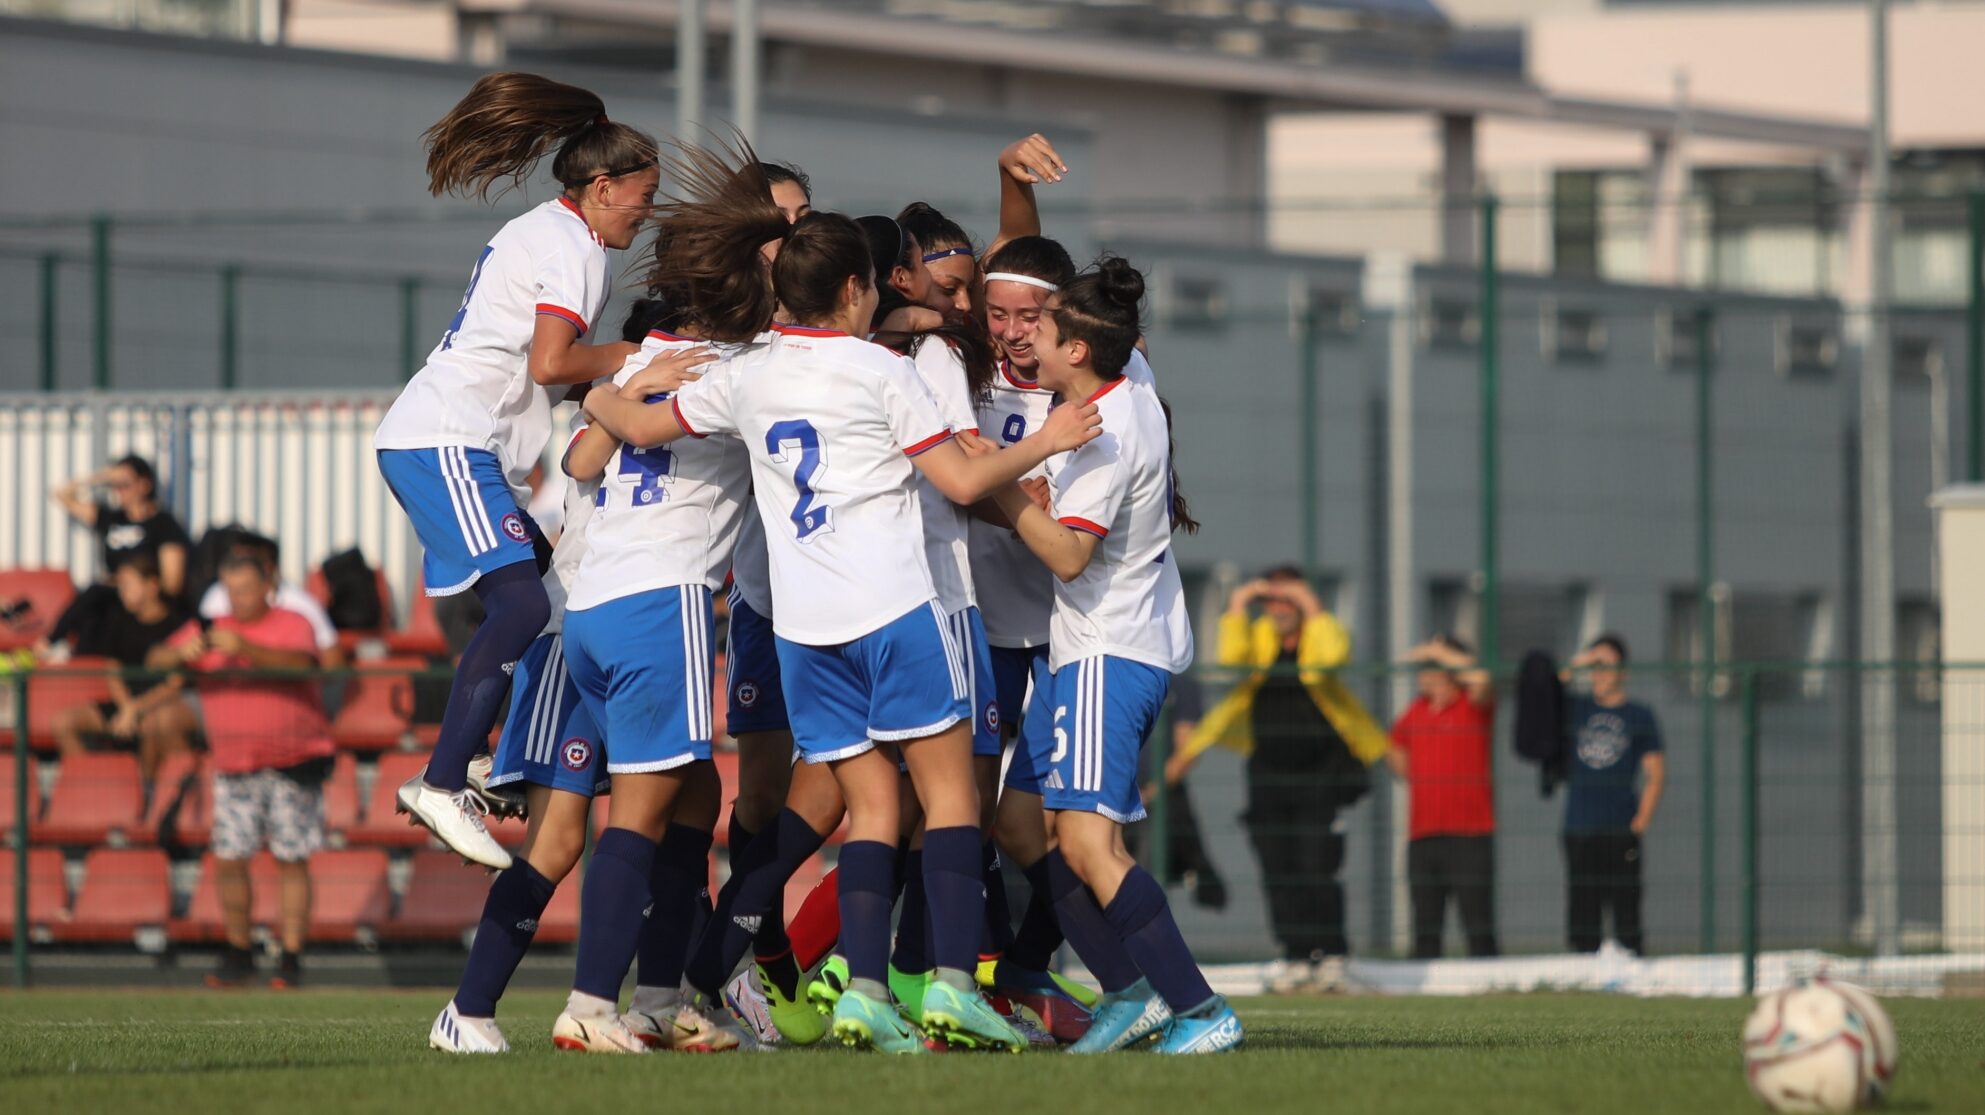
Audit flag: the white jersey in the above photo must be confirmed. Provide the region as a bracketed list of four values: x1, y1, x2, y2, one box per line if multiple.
[909, 337, 979, 614]
[542, 413, 600, 633]
[374, 197, 612, 498]
[1045, 376, 1192, 673]
[968, 351, 1157, 647]
[566, 332, 757, 612]
[672, 323, 952, 646]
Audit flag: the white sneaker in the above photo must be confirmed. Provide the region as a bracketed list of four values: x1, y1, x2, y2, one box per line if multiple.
[621, 987, 682, 1050]
[466, 754, 528, 819]
[429, 1001, 510, 1054]
[669, 991, 744, 1053]
[1308, 956, 1348, 995]
[552, 1010, 648, 1053]
[724, 968, 781, 1047]
[396, 774, 513, 870]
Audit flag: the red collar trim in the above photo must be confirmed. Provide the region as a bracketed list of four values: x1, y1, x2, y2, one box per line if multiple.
[647, 328, 693, 342]
[1000, 357, 1043, 391]
[1085, 378, 1125, 404]
[773, 322, 850, 338]
[555, 196, 606, 247]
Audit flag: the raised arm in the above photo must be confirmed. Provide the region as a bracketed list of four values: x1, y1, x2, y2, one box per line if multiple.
[988, 133, 1069, 259]
[51, 469, 110, 526]
[910, 401, 1100, 507]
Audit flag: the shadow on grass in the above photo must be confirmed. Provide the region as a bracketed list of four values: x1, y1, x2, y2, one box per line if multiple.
[1241, 1034, 1506, 1052]
[1, 1057, 376, 1082]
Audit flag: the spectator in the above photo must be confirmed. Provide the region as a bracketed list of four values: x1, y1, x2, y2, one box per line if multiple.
[51, 455, 191, 596]
[151, 548, 333, 990]
[1387, 634, 1499, 959]
[1560, 634, 1665, 955]
[1168, 568, 1390, 991]
[194, 533, 346, 668]
[48, 553, 198, 789]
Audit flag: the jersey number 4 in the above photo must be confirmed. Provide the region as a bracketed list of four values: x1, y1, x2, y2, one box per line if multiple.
[438, 246, 495, 352]
[765, 419, 831, 542]
[606, 443, 676, 507]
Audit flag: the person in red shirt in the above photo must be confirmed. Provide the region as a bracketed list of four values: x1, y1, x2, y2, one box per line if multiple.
[1385, 634, 1499, 958]
[151, 547, 333, 990]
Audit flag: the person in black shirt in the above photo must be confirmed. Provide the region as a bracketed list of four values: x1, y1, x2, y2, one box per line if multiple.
[52, 454, 191, 596]
[1560, 634, 1665, 955]
[49, 553, 197, 787]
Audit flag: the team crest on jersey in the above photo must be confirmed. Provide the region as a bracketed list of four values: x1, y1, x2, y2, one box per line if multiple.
[983, 700, 1001, 735]
[560, 737, 593, 772]
[500, 513, 529, 543]
[735, 680, 759, 708]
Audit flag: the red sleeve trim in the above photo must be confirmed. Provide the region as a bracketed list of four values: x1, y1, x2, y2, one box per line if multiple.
[536, 304, 588, 333]
[671, 396, 707, 439]
[566, 426, 589, 454]
[1060, 516, 1109, 538]
[903, 429, 954, 457]
[959, 427, 979, 437]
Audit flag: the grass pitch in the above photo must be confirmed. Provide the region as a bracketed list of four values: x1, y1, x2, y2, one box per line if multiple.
[1, 989, 1981, 1114]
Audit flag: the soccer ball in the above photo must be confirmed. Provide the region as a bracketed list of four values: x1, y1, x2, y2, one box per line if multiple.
[1743, 977, 1898, 1112]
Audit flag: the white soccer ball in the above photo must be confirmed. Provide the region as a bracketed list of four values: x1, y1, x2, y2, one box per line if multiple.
[1743, 977, 1899, 1112]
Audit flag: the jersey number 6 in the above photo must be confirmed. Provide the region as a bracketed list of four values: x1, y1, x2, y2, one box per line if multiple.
[766, 419, 831, 542]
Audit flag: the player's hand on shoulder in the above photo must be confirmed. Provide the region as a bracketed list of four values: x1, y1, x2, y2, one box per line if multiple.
[1040, 400, 1103, 452]
[620, 347, 716, 399]
[955, 430, 997, 458]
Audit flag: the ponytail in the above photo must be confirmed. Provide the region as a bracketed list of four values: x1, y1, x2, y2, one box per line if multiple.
[1158, 394, 1200, 535]
[423, 72, 658, 201]
[645, 137, 789, 342]
[772, 213, 874, 327]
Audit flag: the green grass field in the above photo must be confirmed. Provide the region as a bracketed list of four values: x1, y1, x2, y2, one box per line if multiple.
[1, 990, 1981, 1114]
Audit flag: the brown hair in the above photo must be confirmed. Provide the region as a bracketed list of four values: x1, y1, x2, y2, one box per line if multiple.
[772, 212, 874, 327]
[644, 138, 788, 343]
[422, 72, 658, 201]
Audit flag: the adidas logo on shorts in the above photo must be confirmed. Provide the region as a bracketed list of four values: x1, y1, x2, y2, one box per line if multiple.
[1044, 771, 1065, 791]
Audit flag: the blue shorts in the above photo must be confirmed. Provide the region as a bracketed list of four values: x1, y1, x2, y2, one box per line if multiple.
[996, 644, 1057, 793]
[377, 447, 539, 596]
[1030, 655, 1170, 824]
[777, 601, 971, 764]
[724, 589, 789, 736]
[563, 586, 717, 774]
[947, 607, 1001, 758]
[489, 634, 608, 797]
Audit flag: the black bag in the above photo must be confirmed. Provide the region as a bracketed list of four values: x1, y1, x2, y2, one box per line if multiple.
[320, 548, 384, 631]
[1514, 649, 1568, 796]
[187, 523, 262, 608]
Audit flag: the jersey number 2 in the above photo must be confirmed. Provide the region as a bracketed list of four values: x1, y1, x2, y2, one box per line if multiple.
[439, 246, 494, 352]
[766, 419, 831, 542]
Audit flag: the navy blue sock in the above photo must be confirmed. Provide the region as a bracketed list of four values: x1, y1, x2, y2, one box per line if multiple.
[1102, 866, 1214, 1013]
[637, 823, 713, 990]
[890, 849, 929, 974]
[1043, 850, 1142, 993]
[426, 563, 548, 792]
[728, 815, 754, 861]
[922, 826, 986, 975]
[685, 809, 822, 997]
[454, 861, 557, 1017]
[572, 827, 658, 1002]
[837, 840, 897, 985]
[980, 841, 1013, 960]
[1004, 856, 1068, 974]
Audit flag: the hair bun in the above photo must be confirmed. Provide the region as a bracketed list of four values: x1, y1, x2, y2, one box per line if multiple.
[1096, 254, 1144, 309]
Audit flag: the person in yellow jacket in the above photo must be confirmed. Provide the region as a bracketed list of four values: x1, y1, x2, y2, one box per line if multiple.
[1163, 566, 1388, 993]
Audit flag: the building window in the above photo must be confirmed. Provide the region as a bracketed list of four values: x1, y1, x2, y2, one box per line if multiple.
[1894, 334, 1943, 387]
[1776, 317, 1839, 378]
[1897, 597, 1941, 704]
[1544, 302, 1607, 365]
[1166, 275, 1228, 331]
[1664, 584, 1829, 700]
[1294, 281, 1360, 339]
[1426, 579, 1592, 662]
[1419, 295, 1479, 351]
[1658, 306, 1714, 372]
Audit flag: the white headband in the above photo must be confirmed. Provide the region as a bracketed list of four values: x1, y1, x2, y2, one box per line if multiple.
[984, 272, 1059, 293]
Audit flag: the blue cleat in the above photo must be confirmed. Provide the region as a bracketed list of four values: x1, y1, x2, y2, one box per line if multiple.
[1153, 996, 1243, 1055]
[1066, 978, 1171, 1054]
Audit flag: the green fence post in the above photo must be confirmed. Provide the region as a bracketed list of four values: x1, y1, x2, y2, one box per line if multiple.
[12, 671, 28, 988]
[399, 277, 421, 382]
[90, 215, 111, 391]
[1299, 310, 1320, 580]
[1697, 305, 1717, 955]
[219, 265, 241, 391]
[1968, 188, 1983, 483]
[1741, 667, 1760, 995]
[1478, 194, 1500, 671]
[38, 252, 58, 392]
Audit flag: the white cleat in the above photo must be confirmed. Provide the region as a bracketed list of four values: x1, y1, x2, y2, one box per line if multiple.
[466, 754, 528, 819]
[397, 774, 513, 870]
[429, 1001, 510, 1054]
[669, 992, 745, 1053]
[724, 968, 781, 1048]
[552, 1010, 649, 1054]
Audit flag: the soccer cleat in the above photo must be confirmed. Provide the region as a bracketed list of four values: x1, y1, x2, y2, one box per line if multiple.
[978, 957, 1101, 1010]
[205, 945, 255, 989]
[989, 994, 1058, 1047]
[918, 979, 1026, 1053]
[429, 1001, 510, 1054]
[887, 965, 932, 1026]
[1049, 969, 1102, 1009]
[660, 992, 744, 1053]
[552, 1011, 648, 1053]
[269, 951, 303, 991]
[1067, 978, 1172, 1054]
[1153, 997, 1244, 1055]
[760, 963, 828, 1046]
[987, 968, 1094, 1044]
[724, 969, 782, 1047]
[829, 987, 928, 1055]
[807, 954, 850, 1016]
[396, 774, 513, 870]
[466, 754, 527, 819]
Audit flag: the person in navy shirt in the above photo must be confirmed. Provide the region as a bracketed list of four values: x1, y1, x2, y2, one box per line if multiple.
[1560, 633, 1665, 955]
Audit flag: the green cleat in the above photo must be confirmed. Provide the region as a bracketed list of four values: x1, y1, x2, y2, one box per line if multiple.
[761, 963, 828, 1046]
[919, 978, 1026, 1053]
[807, 955, 849, 1016]
[1048, 970, 1102, 1010]
[888, 965, 932, 1026]
[829, 988, 928, 1055]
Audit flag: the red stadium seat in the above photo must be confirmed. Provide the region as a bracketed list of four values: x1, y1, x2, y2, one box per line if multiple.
[170, 852, 281, 943]
[307, 848, 391, 943]
[56, 847, 171, 943]
[32, 752, 143, 846]
[0, 568, 77, 652]
[322, 752, 360, 845]
[0, 756, 41, 839]
[385, 850, 493, 943]
[0, 848, 67, 940]
[305, 566, 396, 652]
[538, 871, 581, 944]
[135, 752, 200, 845]
[346, 751, 430, 847]
[329, 658, 419, 752]
[0, 658, 117, 753]
[384, 582, 450, 659]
